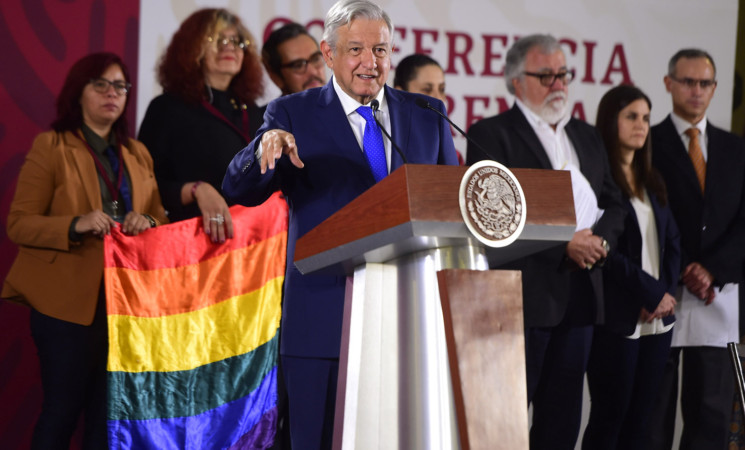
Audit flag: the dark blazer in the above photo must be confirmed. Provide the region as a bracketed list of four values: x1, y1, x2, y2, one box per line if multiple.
[601, 192, 681, 336]
[651, 116, 745, 285]
[2, 130, 167, 325]
[138, 92, 263, 222]
[467, 104, 625, 327]
[223, 81, 459, 358]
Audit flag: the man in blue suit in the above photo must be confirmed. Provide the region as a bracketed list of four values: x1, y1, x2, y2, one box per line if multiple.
[223, 1, 458, 447]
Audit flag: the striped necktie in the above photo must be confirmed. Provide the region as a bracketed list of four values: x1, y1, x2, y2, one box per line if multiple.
[685, 127, 706, 192]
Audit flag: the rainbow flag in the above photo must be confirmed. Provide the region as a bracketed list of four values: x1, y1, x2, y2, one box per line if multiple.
[104, 193, 288, 449]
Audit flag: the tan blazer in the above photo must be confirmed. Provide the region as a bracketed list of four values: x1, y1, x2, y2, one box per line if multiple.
[2, 130, 168, 325]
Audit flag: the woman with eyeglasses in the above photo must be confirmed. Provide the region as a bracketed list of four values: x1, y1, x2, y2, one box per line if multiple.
[581, 85, 681, 449]
[2, 52, 167, 449]
[139, 8, 264, 241]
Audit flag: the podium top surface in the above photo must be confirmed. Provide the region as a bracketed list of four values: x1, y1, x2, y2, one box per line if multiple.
[294, 164, 575, 275]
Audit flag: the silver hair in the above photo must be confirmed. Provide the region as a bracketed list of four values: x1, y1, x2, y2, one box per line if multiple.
[504, 34, 562, 95]
[667, 48, 716, 77]
[322, 0, 394, 51]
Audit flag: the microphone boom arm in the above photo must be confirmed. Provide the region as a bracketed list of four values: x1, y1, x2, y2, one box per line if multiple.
[414, 97, 500, 162]
[370, 99, 408, 164]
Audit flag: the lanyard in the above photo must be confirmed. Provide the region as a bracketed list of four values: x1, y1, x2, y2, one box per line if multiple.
[201, 100, 250, 142]
[76, 131, 124, 204]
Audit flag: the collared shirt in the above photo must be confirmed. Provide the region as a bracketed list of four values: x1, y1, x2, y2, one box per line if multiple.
[80, 124, 130, 220]
[332, 75, 392, 173]
[670, 112, 708, 162]
[255, 78, 393, 173]
[666, 112, 739, 348]
[515, 98, 603, 231]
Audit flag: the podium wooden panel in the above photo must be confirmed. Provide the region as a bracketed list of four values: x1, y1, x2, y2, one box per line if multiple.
[292, 164, 575, 450]
[438, 269, 527, 450]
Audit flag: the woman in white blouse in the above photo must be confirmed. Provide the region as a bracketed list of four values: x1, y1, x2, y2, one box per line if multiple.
[582, 85, 681, 450]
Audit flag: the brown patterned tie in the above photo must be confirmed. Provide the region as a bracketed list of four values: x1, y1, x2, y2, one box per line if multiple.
[685, 127, 706, 192]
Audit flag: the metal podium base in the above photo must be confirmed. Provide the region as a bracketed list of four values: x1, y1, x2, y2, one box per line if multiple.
[334, 244, 488, 450]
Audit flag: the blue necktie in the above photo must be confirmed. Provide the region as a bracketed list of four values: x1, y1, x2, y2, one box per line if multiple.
[356, 106, 388, 182]
[105, 145, 133, 213]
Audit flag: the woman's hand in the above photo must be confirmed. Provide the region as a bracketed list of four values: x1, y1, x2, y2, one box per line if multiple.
[75, 210, 118, 237]
[647, 292, 678, 322]
[121, 211, 153, 236]
[193, 182, 234, 243]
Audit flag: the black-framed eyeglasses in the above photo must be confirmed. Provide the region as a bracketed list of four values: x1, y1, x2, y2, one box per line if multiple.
[280, 51, 325, 74]
[89, 78, 131, 95]
[207, 35, 249, 52]
[523, 69, 575, 87]
[669, 76, 717, 90]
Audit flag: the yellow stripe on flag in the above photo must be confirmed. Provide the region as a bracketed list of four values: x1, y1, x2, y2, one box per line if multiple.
[108, 276, 283, 373]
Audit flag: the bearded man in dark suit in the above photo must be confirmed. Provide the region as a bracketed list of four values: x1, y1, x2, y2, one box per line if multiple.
[466, 34, 625, 450]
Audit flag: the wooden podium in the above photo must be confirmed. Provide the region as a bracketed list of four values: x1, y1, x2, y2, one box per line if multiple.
[294, 165, 575, 450]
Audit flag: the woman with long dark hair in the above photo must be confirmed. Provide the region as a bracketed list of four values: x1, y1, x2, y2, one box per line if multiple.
[393, 53, 447, 103]
[2, 52, 167, 449]
[582, 84, 681, 449]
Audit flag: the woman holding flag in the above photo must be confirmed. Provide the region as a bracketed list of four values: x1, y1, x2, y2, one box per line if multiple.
[2, 52, 167, 449]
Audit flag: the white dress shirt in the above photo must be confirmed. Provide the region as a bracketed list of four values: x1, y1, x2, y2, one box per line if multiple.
[515, 98, 603, 231]
[670, 112, 708, 162]
[332, 76, 392, 173]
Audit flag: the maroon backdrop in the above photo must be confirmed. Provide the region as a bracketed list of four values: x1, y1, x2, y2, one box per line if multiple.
[0, 1, 139, 447]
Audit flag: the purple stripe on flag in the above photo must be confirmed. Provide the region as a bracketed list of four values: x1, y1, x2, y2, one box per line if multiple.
[108, 367, 277, 449]
[228, 406, 278, 450]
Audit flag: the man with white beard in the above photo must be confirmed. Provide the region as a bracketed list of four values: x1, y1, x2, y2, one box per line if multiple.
[466, 34, 625, 450]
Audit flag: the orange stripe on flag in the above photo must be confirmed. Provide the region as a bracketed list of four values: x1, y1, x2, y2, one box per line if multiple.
[106, 232, 286, 317]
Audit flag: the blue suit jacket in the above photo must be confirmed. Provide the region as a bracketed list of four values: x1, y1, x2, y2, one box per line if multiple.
[601, 192, 681, 336]
[223, 81, 458, 358]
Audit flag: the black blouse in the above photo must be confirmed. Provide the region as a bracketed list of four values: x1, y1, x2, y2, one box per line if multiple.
[138, 90, 263, 222]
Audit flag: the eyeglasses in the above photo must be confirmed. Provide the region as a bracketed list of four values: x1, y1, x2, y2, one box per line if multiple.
[523, 70, 575, 87]
[207, 35, 249, 52]
[89, 78, 131, 95]
[280, 51, 325, 74]
[669, 76, 717, 90]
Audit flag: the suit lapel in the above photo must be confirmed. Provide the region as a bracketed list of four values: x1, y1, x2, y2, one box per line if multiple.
[565, 121, 590, 173]
[386, 86, 409, 171]
[318, 81, 365, 155]
[67, 130, 103, 211]
[648, 192, 669, 269]
[703, 123, 726, 202]
[120, 141, 141, 212]
[317, 80, 378, 184]
[658, 117, 703, 198]
[508, 106, 553, 169]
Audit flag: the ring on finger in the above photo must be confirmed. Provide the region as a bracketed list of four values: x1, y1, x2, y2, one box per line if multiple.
[209, 214, 225, 225]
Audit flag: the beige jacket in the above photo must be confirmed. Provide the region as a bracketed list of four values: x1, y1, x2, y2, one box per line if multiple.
[2, 130, 168, 325]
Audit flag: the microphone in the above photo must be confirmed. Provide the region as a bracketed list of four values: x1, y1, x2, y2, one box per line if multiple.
[414, 97, 498, 162]
[370, 99, 408, 164]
